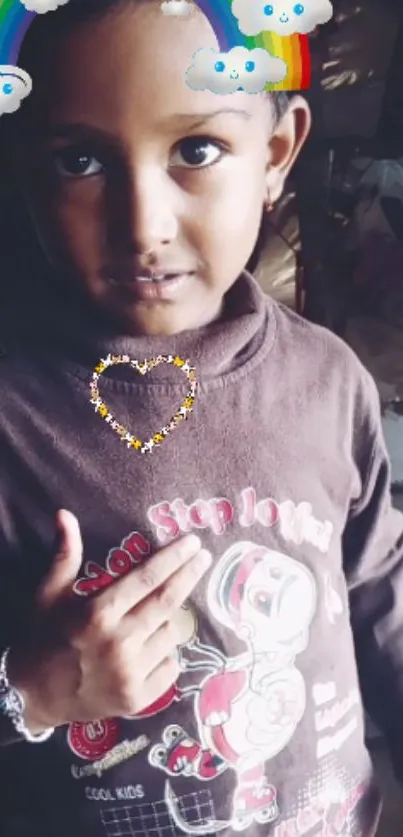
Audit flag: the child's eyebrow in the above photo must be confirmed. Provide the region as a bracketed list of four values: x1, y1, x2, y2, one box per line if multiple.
[169, 108, 253, 130]
[45, 108, 253, 142]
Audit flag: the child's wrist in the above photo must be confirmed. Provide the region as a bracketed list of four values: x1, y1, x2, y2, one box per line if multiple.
[6, 646, 58, 736]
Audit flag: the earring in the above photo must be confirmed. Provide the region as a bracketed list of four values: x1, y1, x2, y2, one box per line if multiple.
[264, 196, 274, 213]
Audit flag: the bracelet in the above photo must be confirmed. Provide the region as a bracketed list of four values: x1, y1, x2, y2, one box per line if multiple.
[0, 647, 55, 744]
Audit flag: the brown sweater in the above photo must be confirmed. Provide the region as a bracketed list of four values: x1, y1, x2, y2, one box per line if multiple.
[0, 272, 402, 837]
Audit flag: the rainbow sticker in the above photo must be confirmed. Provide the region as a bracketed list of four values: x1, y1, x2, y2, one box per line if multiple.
[0, 0, 34, 66]
[0, 0, 309, 89]
[193, 0, 311, 90]
[0, 0, 334, 115]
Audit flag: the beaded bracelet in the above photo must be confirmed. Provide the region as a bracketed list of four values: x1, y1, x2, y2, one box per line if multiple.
[0, 648, 55, 744]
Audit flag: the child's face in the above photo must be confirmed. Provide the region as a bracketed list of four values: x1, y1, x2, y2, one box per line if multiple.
[22, 1, 310, 335]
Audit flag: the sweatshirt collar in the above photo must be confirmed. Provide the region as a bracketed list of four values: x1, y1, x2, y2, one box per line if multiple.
[4, 271, 276, 388]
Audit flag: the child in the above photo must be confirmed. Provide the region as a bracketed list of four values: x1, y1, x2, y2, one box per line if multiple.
[0, 1, 402, 836]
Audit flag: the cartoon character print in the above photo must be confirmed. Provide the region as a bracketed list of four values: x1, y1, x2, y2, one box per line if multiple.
[149, 541, 317, 833]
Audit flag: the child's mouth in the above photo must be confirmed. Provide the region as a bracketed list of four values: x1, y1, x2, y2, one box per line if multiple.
[135, 273, 180, 283]
[107, 271, 195, 301]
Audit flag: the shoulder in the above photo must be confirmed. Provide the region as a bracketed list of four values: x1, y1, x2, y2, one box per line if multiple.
[270, 298, 358, 372]
[269, 298, 379, 410]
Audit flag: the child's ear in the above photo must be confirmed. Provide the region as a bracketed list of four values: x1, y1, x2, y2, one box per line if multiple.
[265, 95, 312, 205]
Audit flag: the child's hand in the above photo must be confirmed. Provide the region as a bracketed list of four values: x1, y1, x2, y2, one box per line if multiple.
[7, 510, 211, 734]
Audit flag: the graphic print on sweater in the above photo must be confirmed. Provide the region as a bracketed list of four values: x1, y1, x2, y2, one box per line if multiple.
[65, 487, 363, 834]
[97, 763, 368, 837]
[149, 541, 317, 832]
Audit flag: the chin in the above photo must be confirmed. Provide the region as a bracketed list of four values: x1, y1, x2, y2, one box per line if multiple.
[117, 305, 194, 337]
[92, 284, 223, 336]
[133, 319, 186, 337]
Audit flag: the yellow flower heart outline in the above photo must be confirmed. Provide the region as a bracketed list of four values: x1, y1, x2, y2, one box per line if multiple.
[89, 353, 198, 454]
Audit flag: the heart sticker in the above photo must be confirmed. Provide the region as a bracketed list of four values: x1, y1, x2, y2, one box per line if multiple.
[89, 353, 198, 454]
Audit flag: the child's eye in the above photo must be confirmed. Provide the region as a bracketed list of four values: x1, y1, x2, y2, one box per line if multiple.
[52, 148, 104, 178]
[170, 137, 225, 169]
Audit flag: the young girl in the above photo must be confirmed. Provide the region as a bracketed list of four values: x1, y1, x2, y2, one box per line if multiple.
[0, 2, 402, 836]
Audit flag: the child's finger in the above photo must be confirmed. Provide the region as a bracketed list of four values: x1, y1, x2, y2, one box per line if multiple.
[91, 533, 205, 627]
[126, 548, 212, 645]
[36, 510, 83, 610]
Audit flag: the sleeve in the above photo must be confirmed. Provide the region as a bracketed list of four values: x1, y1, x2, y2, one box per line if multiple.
[0, 495, 48, 752]
[0, 543, 39, 755]
[343, 367, 403, 782]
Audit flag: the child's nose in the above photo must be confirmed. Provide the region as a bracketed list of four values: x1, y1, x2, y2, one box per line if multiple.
[128, 169, 179, 252]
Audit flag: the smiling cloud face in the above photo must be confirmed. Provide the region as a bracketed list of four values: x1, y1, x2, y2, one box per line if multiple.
[19, 0, 70, 12]
[0, 66, 32, 117]
[186, 46, 287, 95]
[232, 0, 333, 37]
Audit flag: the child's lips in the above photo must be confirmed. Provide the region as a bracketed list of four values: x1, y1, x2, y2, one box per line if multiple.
[132, 270, 190, 283]
[104, 262, 195, 282]
[107, 270, 196, 301]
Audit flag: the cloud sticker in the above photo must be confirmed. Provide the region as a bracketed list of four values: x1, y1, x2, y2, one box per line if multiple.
[186, 46, 287, 94]
[0, 66, 32, 116]
[232, 0, 333, 37]
[160, 0, 194, 15]
[19, 0, 70, 12]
